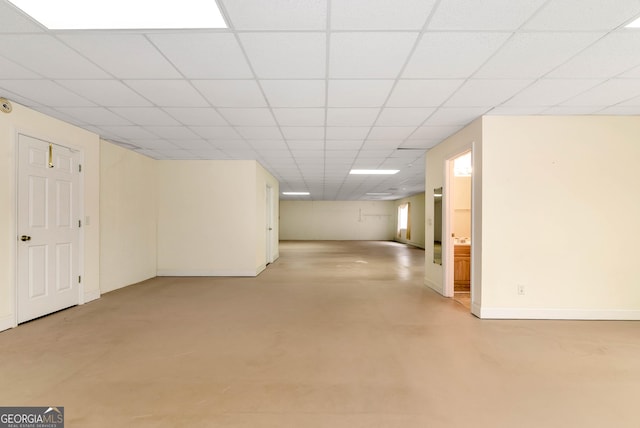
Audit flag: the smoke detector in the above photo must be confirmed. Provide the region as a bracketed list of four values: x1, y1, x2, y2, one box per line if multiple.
[0, 98, 12, 114]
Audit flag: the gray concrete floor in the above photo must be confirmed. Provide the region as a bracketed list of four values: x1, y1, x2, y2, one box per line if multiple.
[1, 240, 639, 427]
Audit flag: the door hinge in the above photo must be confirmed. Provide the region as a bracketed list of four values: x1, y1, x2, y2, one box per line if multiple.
[78, 275, 82, 283]
[79, 164, 82, 173]
[78, 219, 82, 228]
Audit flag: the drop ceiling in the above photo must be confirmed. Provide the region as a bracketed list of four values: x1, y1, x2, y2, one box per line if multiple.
[2, 0, 640, 200]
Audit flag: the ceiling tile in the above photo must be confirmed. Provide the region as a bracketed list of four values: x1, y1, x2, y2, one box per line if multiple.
[475, 32, 603, 78]
[145, 126, 200, 140]
[272, 108, 325, 126]
[286, 140, 325, 150]
[249, 141, 289, 151]
[221, 149, 259, 159]
[218, 108, 276, 126]
[561, 79, 640, 106]
[240, 33, 326, 78]
[403, 32, 510, 78]
[191, 126, 242, 139]
[236, 126, 283, 139]
[330, 32, 419, 78]
[206, 140, 252, 150]
[326, 108, 380, 126]
[540, 106, 600, 115]
[191, 80, 266, 107]
[445, 79, 532, 107]
[524, 0, 640, 31]
[148, 33, 253, 79]
[549, 32, 640, 78]
[0, 56, 40, 78]
[261, 80, 325, 107]
[503, 79, 602, 107]
[127, 139, 180, 150]
[386, 80, 464, 107]
[221, 0, 326, 30]
[56, 107, 132, 125]
[331, 0, 437, 30]
[368, 127, 417, 140]
[0, 1, 45, 32]
[281, 127, 325, 140]
[596, 106, 640, 114]
[0, 35, 109, 79]
[56, 80, 151, 106]
[109, 107, 180, 126]
[326, 127, 370, 140]
[486, 106, 547, 115]
[362, 140, 403, 149]
[163, 108, 228, 126]
[0, 80, 95, 107]
[328, 80, 394, 107]
[428, 0, 548, 30]
[326, 140, 364, 150]
[101, 126, 158, 140]
[125, 80, 209, 107]
[376, 108, 435, 126]
[59, 34, 181, 79]
[423, 107, 490, 126]
[406, 125, 462, 141]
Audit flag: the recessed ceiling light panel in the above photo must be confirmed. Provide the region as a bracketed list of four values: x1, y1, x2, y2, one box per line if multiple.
[8, 0, 227, 30]
[282, 192, 310, 196]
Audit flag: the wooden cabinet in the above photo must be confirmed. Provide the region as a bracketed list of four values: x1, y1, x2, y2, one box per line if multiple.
[454, 245, 470, 292]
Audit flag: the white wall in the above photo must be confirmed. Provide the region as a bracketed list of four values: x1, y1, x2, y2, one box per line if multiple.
[453, 176, 471, 239]
[280, 200, 395, 240]
[157, 160, 277, 276]
[0, 103, 101, 332]
[480, 116, 640, 319]
[394, 193, 426, 248]
[100, 141, 157, 293]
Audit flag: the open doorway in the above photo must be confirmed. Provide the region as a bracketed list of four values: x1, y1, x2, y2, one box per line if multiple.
[445, 151, 472, 310]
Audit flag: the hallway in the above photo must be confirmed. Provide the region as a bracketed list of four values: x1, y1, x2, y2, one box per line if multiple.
[0, 241, 638, 427]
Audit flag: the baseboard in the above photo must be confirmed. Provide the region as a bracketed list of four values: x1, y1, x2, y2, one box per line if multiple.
[0, 314, 16, 333]
[478, 307, 640, 320]
[157, 269, 258, 277]
[83, 289, 101, 304]
[394, 238, 425, 249]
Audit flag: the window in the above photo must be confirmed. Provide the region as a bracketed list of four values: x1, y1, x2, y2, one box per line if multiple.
[397, 203, 411, 240]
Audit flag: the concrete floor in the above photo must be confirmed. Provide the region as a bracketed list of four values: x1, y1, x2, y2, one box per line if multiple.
[1, 240, 639, 427]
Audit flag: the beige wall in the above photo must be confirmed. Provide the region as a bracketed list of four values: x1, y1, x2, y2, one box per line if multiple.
[427, 115, 640, 319]
[280, 200, 395, 240]
[100, 141, 157, 293]
[453, 176, 471, 239]
[0, 103, 101, 331]
[481, 116, 640, 319]
[394, 193, 426, 248]
[157, 160, 277, 276]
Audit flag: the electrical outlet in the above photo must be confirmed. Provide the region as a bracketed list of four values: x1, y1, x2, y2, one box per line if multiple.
[517, 285, 525, 295]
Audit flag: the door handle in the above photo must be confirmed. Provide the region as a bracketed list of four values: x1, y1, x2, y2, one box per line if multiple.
[20, 235, 31, 242]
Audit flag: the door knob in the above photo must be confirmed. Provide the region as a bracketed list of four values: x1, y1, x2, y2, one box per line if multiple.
[20, 235, 31, 241]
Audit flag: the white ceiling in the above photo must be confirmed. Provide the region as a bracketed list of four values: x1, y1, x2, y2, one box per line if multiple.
[2, 0, 640, 200]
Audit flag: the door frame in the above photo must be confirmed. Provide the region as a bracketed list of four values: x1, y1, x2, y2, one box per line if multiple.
[443, 148, 473, 305]
[265, 184, 274, 265]
[13, 131, 85, 327]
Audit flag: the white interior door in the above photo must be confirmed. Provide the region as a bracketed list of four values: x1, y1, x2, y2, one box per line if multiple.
[17, 134, 81, 323]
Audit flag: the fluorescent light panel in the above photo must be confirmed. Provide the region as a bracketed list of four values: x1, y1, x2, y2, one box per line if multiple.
[350, 169, 399, 175]
[282, 192, 310, 196]
[8, 0, 227, 29]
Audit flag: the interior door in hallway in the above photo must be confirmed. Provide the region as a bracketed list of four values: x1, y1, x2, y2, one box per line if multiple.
[17, 134, 81, 323]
